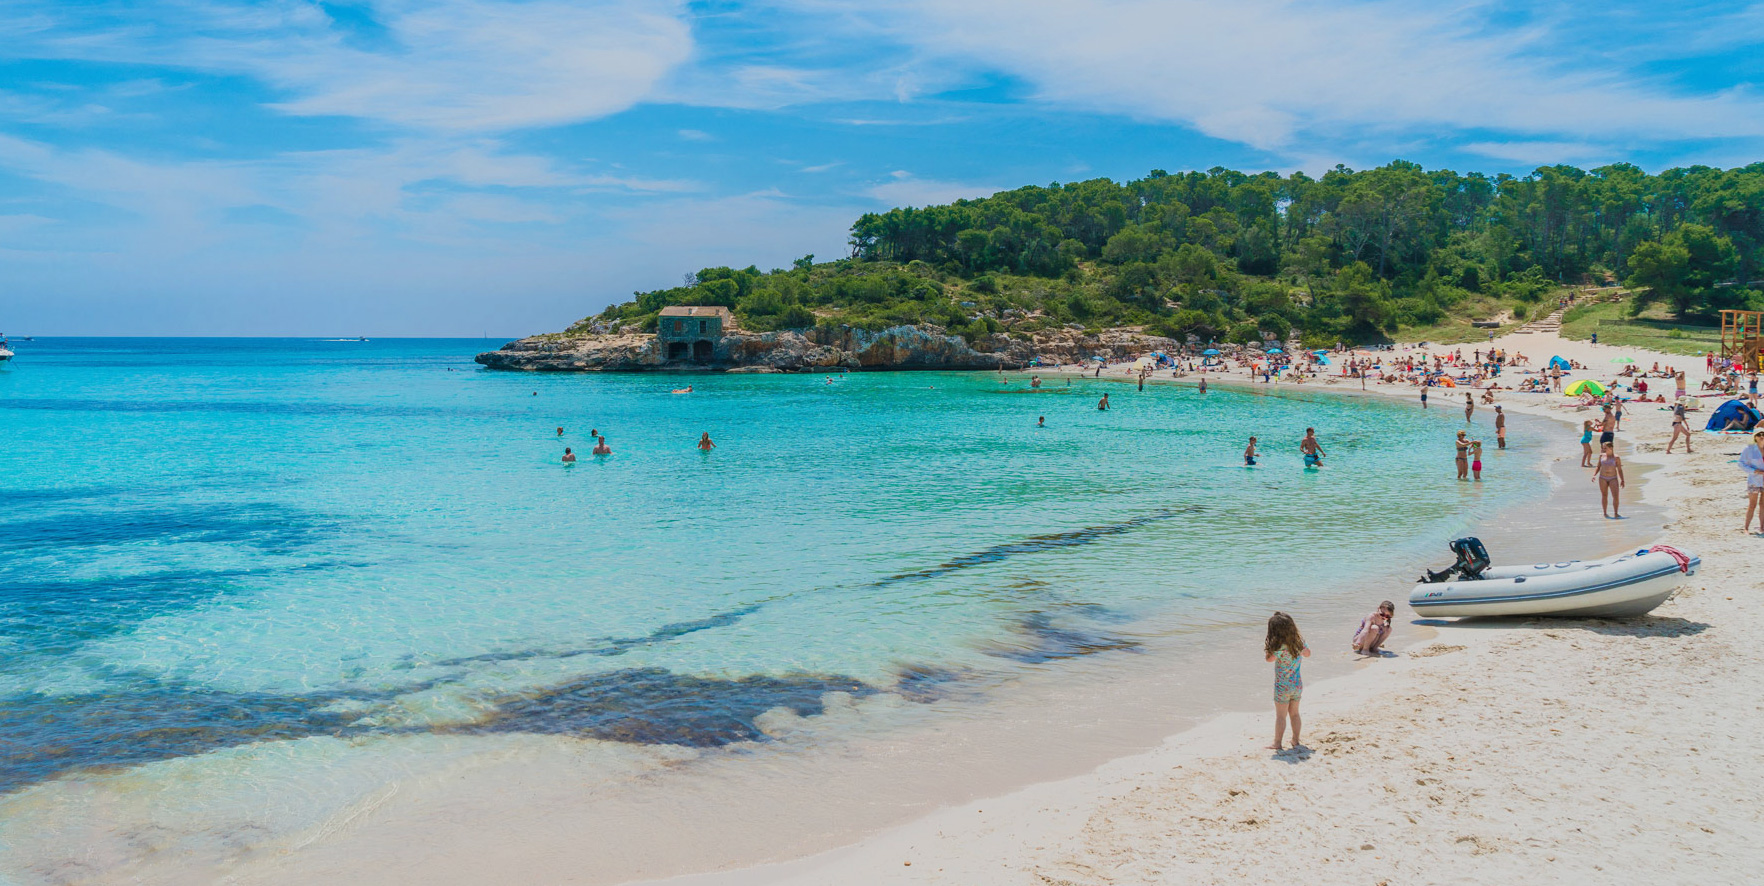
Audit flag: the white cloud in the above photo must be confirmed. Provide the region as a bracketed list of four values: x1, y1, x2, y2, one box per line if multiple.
[866, 173, 1000, 207]
[789, 0, 1764, 152]
[7, 0, 695, 132]
[1463, 140, 1616, 167]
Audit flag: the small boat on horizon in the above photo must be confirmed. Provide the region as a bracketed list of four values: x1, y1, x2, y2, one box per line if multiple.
[1410, 537, 1697, 618]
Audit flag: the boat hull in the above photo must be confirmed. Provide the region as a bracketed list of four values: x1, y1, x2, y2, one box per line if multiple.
[1409, 549, 1697, 618]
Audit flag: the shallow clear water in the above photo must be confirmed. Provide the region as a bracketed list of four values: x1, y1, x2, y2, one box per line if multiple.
[0, 339, 1549, 805]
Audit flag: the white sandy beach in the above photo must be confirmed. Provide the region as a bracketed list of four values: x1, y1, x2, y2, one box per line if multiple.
[649, 328, 1764, 885]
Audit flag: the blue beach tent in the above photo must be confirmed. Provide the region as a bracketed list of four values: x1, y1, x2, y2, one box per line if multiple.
[1548, 355, 1572, 371]
[1706, 399, 1763, 432]
[1316, 355, 1332, 365]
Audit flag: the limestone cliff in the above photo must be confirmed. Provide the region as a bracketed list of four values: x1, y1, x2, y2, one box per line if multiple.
[474, 325, 1183, 372]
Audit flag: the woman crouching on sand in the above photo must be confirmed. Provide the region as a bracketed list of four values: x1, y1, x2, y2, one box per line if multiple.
[1265, 612, 1311, 751]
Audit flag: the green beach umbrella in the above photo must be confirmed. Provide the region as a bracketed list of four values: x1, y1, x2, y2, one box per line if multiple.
[1564, 379, 1606, 397]
[1611, 356, 1635, 364]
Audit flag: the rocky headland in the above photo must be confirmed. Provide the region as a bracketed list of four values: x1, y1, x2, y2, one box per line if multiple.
[474, 325, 1207, 372]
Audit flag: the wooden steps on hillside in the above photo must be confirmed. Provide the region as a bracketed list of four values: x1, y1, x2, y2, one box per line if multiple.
[1520, 306, 1567, 333]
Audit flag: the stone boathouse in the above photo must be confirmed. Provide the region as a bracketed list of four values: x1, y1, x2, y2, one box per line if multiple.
[656, 305, 732, 363]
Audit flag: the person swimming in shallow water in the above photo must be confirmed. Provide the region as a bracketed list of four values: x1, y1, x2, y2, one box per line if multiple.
[697, 432, 715, 451]
[561, 447, 575, 464]
[1244, 435, 1258, 466]
[1098, 393, 1110, 410]
[592, 437, 612, 455]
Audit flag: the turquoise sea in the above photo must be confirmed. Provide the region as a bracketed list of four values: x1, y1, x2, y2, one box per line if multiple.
[0, 338, 1558, 875]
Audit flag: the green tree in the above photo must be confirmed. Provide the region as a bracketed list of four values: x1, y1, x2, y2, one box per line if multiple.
[1626, 224, 1739, 317]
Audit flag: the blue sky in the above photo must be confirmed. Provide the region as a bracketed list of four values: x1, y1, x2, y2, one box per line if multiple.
[3, 0, 1763, 336]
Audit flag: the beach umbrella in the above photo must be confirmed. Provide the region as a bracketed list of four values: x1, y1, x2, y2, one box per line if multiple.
[1202, 348, 1220, 355]
[1316, 355, 1332, 365]
[1564, 379, 1606, 397]
[1611, 356, 1635, 364]
[1265, 348, 1283, 354]
[1092, 356, 1107, 362]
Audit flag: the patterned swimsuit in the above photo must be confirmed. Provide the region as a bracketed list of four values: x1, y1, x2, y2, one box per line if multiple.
[1273, 647, 1306, 703]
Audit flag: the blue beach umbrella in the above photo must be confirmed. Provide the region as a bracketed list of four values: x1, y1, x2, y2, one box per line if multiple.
[1266, 348, 1283, 354]
[1092, 356, 1107, 362]
[1203, 348, 1220, 355]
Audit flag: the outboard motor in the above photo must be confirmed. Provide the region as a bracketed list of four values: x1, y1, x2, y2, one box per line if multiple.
[1420, 537, 1491, 583]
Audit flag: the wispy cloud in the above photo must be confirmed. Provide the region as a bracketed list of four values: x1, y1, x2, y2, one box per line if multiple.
[866, 172, 999, 207]
[4, 0, 695, 131]
[783, 0, 1764, 153]
[1463, 140, 1617, 167]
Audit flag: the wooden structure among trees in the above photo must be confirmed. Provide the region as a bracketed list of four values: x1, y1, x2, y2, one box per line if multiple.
[1721, 309, 1764, 367]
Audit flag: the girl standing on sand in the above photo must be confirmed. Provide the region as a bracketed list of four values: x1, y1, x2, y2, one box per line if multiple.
[1580, 420, 1595, 467]
[1593, 441, 1625, 518]
[1265, 612, 1310, 751]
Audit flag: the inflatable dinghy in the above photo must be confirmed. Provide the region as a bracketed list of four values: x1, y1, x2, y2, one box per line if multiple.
[1410, 537, 1697, 618]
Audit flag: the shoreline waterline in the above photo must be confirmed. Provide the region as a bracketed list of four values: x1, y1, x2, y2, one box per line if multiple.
[0, 338, 1680, 884]
[250, 378, 1659, 884]
[637, 335, 1731, 886]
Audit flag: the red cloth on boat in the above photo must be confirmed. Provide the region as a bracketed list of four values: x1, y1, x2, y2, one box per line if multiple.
[1649, 544, 1691, 573]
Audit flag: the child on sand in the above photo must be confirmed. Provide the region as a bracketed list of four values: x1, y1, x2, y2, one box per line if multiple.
[1353, 601, 1395, 655]
[1265, 612, 1311, 751]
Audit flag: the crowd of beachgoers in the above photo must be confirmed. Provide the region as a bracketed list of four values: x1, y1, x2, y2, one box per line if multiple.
[674, 328, 1759, 886]
[1022, 334, 1764, 760]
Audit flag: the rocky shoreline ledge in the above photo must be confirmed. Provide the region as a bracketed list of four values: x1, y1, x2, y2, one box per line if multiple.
[475, 324, 1189, 372]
